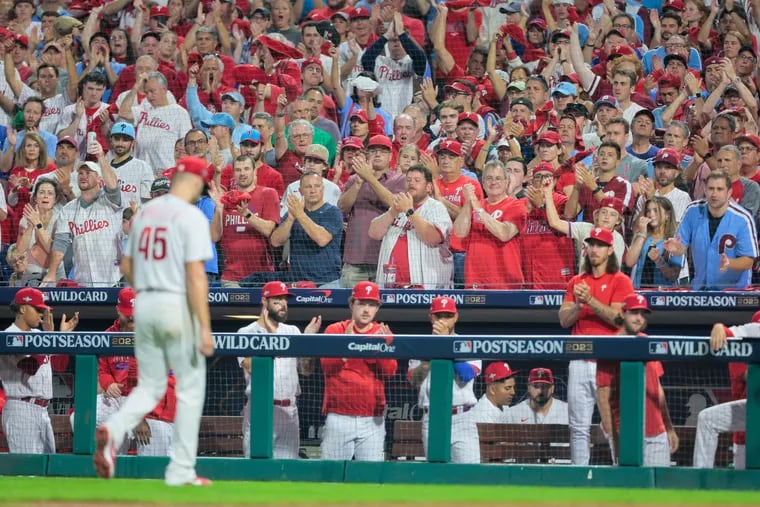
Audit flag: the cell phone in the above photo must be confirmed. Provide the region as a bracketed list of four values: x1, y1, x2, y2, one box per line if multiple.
[87, 132, 97, 146]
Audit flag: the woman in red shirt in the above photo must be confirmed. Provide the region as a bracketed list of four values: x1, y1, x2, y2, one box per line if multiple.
[8, 133, 56, 192]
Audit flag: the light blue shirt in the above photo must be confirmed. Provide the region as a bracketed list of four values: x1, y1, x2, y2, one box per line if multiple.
[2, 129, 58, 160]
[185, 86, 252, 146]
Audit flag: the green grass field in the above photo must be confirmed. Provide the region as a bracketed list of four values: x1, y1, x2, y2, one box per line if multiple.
[2, 478, 760, 505]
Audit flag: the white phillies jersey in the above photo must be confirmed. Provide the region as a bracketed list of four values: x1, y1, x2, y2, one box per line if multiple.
[280, 178, 341, 217]
[109, 156, 155, 209]
[504, 398, 569, 425]
[57, 102, 110, 159]
[134, 104, 192, 174]
[372, 54, 415, 118]
[54, 189, 123, 287]
[237, 321, 302, 399]
[471, 394, 508, 424]
[0, 324, 52, 399]
[338, 41, 367, 93]
[126, 194, 212, 293]
[0, 62, 20, 127]
[18, 84, 72, 134]
[408, 359, 481, 408]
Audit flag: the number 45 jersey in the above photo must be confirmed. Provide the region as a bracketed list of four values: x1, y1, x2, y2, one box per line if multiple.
[126, 194, 213, 293]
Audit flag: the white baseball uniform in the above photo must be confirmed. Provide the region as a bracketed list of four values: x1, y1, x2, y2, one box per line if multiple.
[504, 398, 569, 425]
[238, 321, 302, 460]
[51, 187, 123, 287]
[102, 193, 213, 485]
[568, 359, 597, 465]
[370, 54, 416, 118]
[408, 359, 481, 464]
[0, 323, 55, 454]
[108, 156, 155, 209]
[134, 104, 192, 174]
[0, 62, 21, 127]
[470, 394, 508, 424]
[137, 418, 173, 457]
[17, 85, 72, 135]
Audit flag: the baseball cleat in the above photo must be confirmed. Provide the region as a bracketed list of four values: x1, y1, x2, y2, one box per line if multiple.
[167, 477, 213, 487]
[93, 426, 116, 479]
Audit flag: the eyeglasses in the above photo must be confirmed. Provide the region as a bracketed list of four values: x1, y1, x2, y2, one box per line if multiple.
[185, 138, 208, 146]
[738, 54, 756, 62]
[304, 156, 325, 164]
[739, 146, 758, 153]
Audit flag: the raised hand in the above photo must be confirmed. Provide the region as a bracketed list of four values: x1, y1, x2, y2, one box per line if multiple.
[286, 193, 306, 219]
[304, 315, 322, 334]
[60, 312, 79, 331]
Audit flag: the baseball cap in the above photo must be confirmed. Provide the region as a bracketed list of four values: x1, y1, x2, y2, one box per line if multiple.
[653, 148, 681, 167]
[111, 121, 135, 139]
[350, 6, 371, 19]
[532, 161, 556, 175]
[663, 54, 687, 68]
[368, 134, 392, 150]
[510, 97, 534, 111]
[150, 176, 171, 195]
[221, 91, 246, 107]
[301, 57, 323, 71]
[600, 196, 624, 216]
[594, 95, 620, 111]
[149, 5, 168, 16]
[351, 281, 381, 302]
[584, 227, 614, 246]
[305, 144, 329, 163]
[662, 0, 685, 11]
[484, 362, 518, 384]
[658, 72, 682, 90]
[13, 33, 29, 48]
[201, 112, 235, 130]
[736, 134, 760, 151]
[42, 42, 62, 53]
[430, 296, 457, 314]
[752, 310, 760, 323]
[607, 45, 635, 59]
[53, 16, 84, 37]
[445, 81, 474, 96]
[262, 281, 293, 298]
[57, 136, 78, 148]
[564, 102, 590, 119]
[704, 56, 722, 68]
[739, 45, 757, 58]
[498, 2, 522, 13]
[537, 130, 561, 146]
[175, 156, 214, 184]
[240, 129, 262, 144]
[13, 287, 51, 311]
[623, 293, 651, 313]
[550, 29, 571, 43]
[560, 73, 581, 85]
[341, 136, 364, 150]
[552, 82, 577, 98]
[507, 81, 526, 92]
[633, 109, 655, 123]
[528, 367, 554, 384]
[78, 161, 103, 178]
[331, 8, 351, 20]
[252, 6, 271, 18]
[350, 110, 369, 123]
[458, 112, 479, 126]
[527, 18, 548, 30]
[116, 287, 136, 317]
[437, 139, 463, 157]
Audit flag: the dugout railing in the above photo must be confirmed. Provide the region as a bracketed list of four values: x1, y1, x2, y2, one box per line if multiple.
[0, 331, 759, 491]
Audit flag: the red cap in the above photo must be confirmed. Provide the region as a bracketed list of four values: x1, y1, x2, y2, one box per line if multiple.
[484, 362, 518, 384]
[527, 18, 548, 30]
[350, 6, 371, 19]
[303, 10, 329, 22]
[292, 280, 317, 288]
[658, 72, 682, 90]
[736, 134, 760, 151]
[57, 136, 78, 148]
[623, 293, 651, 313]
[437, 139, 463, 157]
[457, 112, 479, 126]
[653, 148, 681, 167]
[537, 130, 562, 146]
[584, 226, 614, 246]
[262, 281, 294, 298]
[350, 109, 368, 123]
[0, 27, 12, 41]
[445, 81, 474, 96]
[368, 134, 392, 150]
[13, 33, 29, 48]
[255, 34, 303, 60]
[704, 56, 722, 68]
[13, 288, 51, 311]
[341, 136, 364, 150]
[608, 44, 635, 58]
[752, 310, 760, 323]
[663, 0, 685, 11]
[599, 196, 624, 216]
[351, 281, 381, 302]
[116, 287, 136, 317]
[430, 296, 457, 314]
[528, 367, 554, 384]
[532, 161, 556, 175]
[149, 5, 168, 16]
[301, 57, 323, 70]
[175, 156, 214, 184]
[231, 18, 252, 38]
[234, 64, 268, 85]
[561, 72, 581, 85]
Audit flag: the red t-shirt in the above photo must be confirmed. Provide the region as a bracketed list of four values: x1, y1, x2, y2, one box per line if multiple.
[9, 162, 56, 188]
[521, 192, 575, 289]
[277, 150, 306, 187]
[563, 271, 634, 336]
[444, 8, 482, 65]
[462, 196, 527, 289]
[435, 174, 483, 252]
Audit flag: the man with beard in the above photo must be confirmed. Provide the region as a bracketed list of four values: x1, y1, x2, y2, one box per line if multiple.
[369, 164, 453, 288]
[220, 130, 284, 197]
[106, 122, 155, 211]
[39, 137, 81, 202]
[559, 227, 633, 465]
[596, 294, 679, 466]
[238, 281, 321, 458]
[504, 368, 568, 424]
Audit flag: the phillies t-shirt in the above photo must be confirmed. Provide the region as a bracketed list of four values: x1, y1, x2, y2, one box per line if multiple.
[563, 271, 634, 335]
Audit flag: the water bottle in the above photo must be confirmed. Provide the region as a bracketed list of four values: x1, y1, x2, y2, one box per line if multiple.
[382, 263, 397, 289]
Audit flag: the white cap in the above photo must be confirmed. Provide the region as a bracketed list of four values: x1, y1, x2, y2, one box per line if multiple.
[78, 161, 102, 178]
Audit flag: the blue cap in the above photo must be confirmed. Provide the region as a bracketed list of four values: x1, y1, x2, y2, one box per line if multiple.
[240, 129, 261, 144]
[221, 91, 246, 107]
[110, 121, 135, 139]
[201, 112, 235, 130]
[551, 82, 577, 97]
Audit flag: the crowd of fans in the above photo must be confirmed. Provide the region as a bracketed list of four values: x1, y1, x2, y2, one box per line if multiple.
[1, 0, 760, 289]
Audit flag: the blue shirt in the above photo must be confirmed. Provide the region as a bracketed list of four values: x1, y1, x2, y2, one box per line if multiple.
[677, 201, 758, 290]
[185, 86, 252, 146]
[631, 236, 683, 288]
[2, 129, 58, 160]
[642, 47, 702, 75]
[286, 202, 343, 284]
[196, 196, 219, 275]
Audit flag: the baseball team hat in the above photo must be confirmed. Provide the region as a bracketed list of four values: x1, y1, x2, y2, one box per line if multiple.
[175, 156, 214, 184]
[53, 16, 84, 37]
[527, 18, 548, 30]
[658, 72, 682, 90]
[13, 33, 29, 48]
[752, 310, 760, 323]
[201, 112, 235, 131]
[341, 136, 364, 150]
[531, 161, 556, 175]
[510, 97, 534, 111]
[14, 288, 51, 311]
[221, 91, 246, 107]
[350, 110, 369, 123]
[330, 8, 351, 20]
[351, 281, 381, 302]
[430, 296, 457, 314]
[234, 64, 268, 85]
[149, 5, 169, 17]
[437, 139, 463, 157]
[240, 129, 262, 144]
[301, 57, 323, 70]
[662, 0, 685, 11]
[561, 73, 581, 85]
[736, 134, 760, 151]
[484, 362, 518, 384]
[663, 54, 687, 68]
[150, 176, 171, 195]
[368, 135, 392, 150]
[607, 45, 635, 59]
[633, 108, 655, 123]
[653, 148, 681, 167]
[537, 130, 562, 146]
[600, 196, 625, 216]
[552, 82, 577, 98]
[445, 81, 474, 96]
[457, 112, 479, 126]
[594, 95, 620, 111]
[528, 367, 554, 384]
[498, 2, 522, 13]
[623, 293, 651, 313]
[507, 80, 526, 91]
[550, 29, 571, 43]
[252, 6, 271, 18]
[57, 136, 78, 148]
[564, 102, 590, 119]
[305, 144, 329, 163]
[116, 287, 136, 317]
[111, 122, 135, 139]
[584, 227, 614, 246]
[704, 56, 722, 68]
[349, 6, 371, 19]
[262, 281, 293, 298]
[78, 161, 103, 178]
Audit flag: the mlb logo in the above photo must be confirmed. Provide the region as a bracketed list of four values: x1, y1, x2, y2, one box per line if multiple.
[529, 295, 544, 305]
[6, 335, 24, 347]
[453, 340, 473, 353]
[651, 296, 666, 306]
[649, 342, 668, 355]
[382, 294, 396, 304]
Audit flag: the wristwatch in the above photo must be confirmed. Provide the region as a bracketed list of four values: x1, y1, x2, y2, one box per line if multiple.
[244, 212, 253, 220]
[35, 223, 43, 230]
[405, 208, 415, 217]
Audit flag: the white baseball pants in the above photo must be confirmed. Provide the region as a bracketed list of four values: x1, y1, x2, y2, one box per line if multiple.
[242, 399, 300, 459]
[644, 431, 671, 467]
[693, 399, 746, 468]
[734, 444, 746, 470]
[421, 410, 480, 464]
[320, 413, 384, 461]
[137, 419, 173, 457]
[568, 360, 597, 465]
[2, 399, 55, 454]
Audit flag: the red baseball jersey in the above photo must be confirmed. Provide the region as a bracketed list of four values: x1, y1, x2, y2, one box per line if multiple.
[435, 174, 483, 252]
[521, 192, 575, 289]
[597, 360, 666, 437]
[563, 271, 633, 336]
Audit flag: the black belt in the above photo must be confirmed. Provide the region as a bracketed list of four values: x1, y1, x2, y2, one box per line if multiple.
[273, 399, 292, 407]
